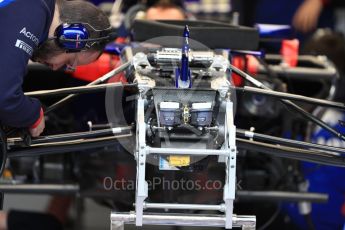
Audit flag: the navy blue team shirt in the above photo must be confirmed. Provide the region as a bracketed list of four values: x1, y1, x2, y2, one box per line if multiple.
[0, 0, 55, 127]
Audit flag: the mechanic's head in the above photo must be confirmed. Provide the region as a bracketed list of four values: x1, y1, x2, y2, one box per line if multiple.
[146, 0, 186, 20]
[33, 0, 110, 71]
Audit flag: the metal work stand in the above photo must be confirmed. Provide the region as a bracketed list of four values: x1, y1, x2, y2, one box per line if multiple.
[110, 52, 256, 229]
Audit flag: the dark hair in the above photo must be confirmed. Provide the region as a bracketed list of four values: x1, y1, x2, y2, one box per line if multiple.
[33, 0, 110, 60]
[122, 0, 184, 10]
[147, 0, 184, 8]
[303, 30, 345, 101]
[304, 30, 345, 74]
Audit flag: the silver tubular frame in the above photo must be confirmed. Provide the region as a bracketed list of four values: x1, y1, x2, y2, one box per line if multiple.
[111, 212, 256, 229]
[110, 52, 256, 230]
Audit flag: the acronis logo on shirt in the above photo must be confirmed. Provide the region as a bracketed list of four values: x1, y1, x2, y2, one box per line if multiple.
[0, 0, 15, 8]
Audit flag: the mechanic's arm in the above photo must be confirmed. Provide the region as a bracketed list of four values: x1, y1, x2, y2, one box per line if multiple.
[292, 0, 325, 33]
[0, 46, 45, 137]
[0, 0, 52, 137]
[292, 0, 342, 33]
[28, 108, 45, 137]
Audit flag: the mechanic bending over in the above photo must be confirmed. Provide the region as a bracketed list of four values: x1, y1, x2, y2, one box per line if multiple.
[0, 0, 112, 137]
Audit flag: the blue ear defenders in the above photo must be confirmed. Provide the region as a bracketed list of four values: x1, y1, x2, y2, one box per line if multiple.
[54, 22, 117, 52]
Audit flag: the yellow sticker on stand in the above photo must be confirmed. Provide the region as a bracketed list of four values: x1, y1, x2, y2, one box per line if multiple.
[168, 155, 190, 167]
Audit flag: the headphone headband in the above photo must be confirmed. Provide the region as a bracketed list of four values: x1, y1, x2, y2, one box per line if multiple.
[54, 22, 117, 52]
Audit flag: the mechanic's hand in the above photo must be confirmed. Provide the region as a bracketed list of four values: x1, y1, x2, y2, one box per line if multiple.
[292, 0, 323, 33]
[0, 211, 7, 230]
[29, 108, 45, 137]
